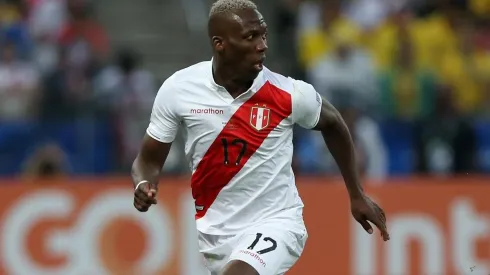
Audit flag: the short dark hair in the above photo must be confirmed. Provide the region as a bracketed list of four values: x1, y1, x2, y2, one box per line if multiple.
[209, 0, 257, 17]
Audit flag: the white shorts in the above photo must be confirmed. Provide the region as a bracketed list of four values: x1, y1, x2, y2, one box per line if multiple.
[198, 218, 308, 275]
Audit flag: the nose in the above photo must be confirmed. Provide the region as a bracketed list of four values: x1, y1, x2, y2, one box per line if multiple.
[257, 37, 268, 53]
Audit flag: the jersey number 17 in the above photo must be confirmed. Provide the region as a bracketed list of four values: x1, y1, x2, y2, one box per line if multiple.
[221, 138, 248, 165]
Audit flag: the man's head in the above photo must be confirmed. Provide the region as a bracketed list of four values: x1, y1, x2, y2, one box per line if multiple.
[208, 0, 268, 81]
[116, 49, 140, 74]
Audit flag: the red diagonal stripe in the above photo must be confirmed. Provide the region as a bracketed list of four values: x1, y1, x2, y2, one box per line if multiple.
[191, 81, 292, 219]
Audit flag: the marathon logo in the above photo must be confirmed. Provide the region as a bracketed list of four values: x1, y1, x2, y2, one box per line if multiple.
[239, 250, 266, 267]
[191, 108, 224, 114]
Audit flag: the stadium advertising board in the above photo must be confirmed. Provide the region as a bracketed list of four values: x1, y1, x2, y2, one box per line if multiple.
[0, 177, 488, 275]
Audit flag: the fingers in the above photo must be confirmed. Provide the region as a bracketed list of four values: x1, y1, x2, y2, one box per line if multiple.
[147, 189, 158, 204]
[370, 206, 390, 241]
[133, 184, 158, 212]
[378, 207, 386, 223]
[359, 215, 389, 241]
[372, 219, 389, 241]
[135, 189, 157, 204]
[356, 217, 373, 234]
[373, 202, 386, 222]
[134, 197, 150, 212]
[133, 194, 156, 212]
[355, 200, 390, 241]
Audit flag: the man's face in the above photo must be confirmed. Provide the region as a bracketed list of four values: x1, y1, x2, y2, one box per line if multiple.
[218, 8, 268, 80]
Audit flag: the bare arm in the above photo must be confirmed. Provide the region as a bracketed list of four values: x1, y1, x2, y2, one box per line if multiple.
[314, 99, 389, 240]
[131, 134, 172, 190]
[312, 99, 364, 199]
[291, 79, 388, 240]
[132, 76, 179, 212]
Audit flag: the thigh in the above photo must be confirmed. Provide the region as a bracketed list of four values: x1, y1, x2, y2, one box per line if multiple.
[221, 260, 260, 275]
[226, 222, 307, 275]
[199, 233, 237, 275]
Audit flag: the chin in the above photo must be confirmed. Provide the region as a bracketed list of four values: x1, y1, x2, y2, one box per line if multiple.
[250, 66, 263, 76]
[247, 71, 260, 81]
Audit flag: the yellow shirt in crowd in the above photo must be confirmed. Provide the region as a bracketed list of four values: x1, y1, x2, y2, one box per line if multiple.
[298, 16, 361, 69]
[366, 14, 458, 72]
[470, 0, 490, 16]
[440, 49, 490, 113]
[298, 12, 490, 114]
[0, 4, 21, 24]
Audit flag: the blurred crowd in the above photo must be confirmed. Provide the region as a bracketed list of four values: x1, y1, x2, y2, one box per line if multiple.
[0, 0, 156, 177]
[0, 0, 489, 179]
[276, 0, 490, 179]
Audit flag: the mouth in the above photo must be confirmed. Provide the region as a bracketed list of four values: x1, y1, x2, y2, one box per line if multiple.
[253, 57, 265, 71]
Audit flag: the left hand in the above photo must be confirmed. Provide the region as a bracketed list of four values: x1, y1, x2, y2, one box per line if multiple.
[350, 195, 390, 241]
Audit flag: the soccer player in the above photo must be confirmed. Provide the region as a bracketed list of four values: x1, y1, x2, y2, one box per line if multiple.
[131, 0, 390, 274]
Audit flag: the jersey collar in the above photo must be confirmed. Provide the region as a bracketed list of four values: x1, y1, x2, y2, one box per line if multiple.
[208, 57, 264, 94]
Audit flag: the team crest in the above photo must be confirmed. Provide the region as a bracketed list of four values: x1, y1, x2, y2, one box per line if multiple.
[250, 105, 270, 131]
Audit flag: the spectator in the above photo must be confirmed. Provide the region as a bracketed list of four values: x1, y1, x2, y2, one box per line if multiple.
[0, 0, 33, 58]
[307, 25, 377, 110]
[22, 142, 69, 179]
[470, 0, 490, 17]
[439, 16, 490, 115]
[417, 0, 468, 73]
[298, 0, 361, 70]
[378, 23, 436, 119]
[57, 0, 109, 70]
[363, 7, 416, 70]
[28, 0, 67, 40]
[28, 0, 68, 74]
[40, 46, 93, 120]
[414, 85, 477, 175]
[94, 49, 156, 170]
[39, 0, 108, 121]
[346, 0, 395, 31]
[0, 40, 41, 121]
[295, 0, 321, 36]
[366, 1, 465, 73]
[0, 0, 21, 22]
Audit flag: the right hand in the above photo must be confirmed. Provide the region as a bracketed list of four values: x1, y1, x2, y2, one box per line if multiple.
[133, 181, 158, 212]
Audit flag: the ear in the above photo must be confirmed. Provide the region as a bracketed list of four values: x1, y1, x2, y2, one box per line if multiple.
[212, 36, 224, 52]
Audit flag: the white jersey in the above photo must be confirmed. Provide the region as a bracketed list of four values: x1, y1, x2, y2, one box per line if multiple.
[147, 60, 322, 235]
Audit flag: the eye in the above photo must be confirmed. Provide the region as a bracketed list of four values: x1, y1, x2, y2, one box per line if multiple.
[246, 34, 254, 40]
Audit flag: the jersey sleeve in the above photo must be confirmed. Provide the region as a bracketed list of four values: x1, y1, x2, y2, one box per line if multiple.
[290, 78, 322, 129]
[146, 79, 180, 143]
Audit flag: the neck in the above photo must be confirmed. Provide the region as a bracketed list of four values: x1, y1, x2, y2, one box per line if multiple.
[212, 58, 254, 98]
